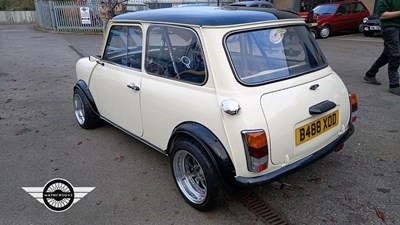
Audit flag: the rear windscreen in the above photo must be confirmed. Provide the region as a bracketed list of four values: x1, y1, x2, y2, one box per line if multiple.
[225, 25, 327, 85]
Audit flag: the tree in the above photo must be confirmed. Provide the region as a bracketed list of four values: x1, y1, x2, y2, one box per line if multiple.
[103, 0, 128, 17]
[0, 0, 11, 10]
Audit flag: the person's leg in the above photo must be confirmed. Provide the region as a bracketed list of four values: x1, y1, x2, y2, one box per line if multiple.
[364, 43, 388, 85]
[382, 27, 400, 95]
[365, 50, 388, 77]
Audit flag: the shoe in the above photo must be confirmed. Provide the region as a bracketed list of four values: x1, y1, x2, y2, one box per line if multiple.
[388, 87, 400, 96]
[363, 76, 381, 85]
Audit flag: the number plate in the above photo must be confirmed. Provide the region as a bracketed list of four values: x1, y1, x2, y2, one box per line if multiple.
[295, 110, 339, 146]
[370, 26, 381, 31]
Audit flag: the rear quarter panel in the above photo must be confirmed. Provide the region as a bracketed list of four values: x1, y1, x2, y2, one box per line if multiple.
[201, 22, 351, 178]
[139, 26, 230, 156]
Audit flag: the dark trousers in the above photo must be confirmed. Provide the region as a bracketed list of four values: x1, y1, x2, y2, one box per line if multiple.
[366, 27, 400, 88]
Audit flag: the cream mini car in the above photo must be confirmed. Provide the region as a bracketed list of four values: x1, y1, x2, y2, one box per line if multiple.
[73, 6, 357, 211]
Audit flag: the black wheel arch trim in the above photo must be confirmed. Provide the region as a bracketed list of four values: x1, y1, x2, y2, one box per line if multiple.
[235, 123, 355, 187]
[169, 122, 237, 188]
[74, 80, 99, 115]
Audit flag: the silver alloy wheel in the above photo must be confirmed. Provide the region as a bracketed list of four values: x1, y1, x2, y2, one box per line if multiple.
[358, 23, 364, 33]
[320, 27, 330, 38]
[173, 150, 207, 204]
[73, 93, 85, 125]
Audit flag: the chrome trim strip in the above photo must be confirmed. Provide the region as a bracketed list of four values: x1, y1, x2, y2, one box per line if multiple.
[100, 116, 168, 156]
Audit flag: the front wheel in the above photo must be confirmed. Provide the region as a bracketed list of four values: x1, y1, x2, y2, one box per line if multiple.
[319, 26, 330, 39]
[73, 88, 102, 129]
[358, 23, 364, 33]
[170, 138, 223, 211]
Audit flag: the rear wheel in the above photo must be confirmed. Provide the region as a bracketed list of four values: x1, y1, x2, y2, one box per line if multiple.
[319, 26, 330, 39]
[73, 88, 102, 129]
[170, 138, 223, 211]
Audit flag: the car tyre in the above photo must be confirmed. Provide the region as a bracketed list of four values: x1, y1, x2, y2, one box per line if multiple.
[73, 88, 102, 129]
[319, 26, 330, 39]
[363, 31, 374, 37]
[358, 23, 364, 33]
[170, 138, 223, 211]
[310, 29, 317, 39]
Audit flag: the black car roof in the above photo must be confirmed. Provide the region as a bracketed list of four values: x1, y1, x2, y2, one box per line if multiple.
[113, 6, 300, 26]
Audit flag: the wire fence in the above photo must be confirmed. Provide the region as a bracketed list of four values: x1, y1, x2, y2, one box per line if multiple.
[35, 0, 103, 32]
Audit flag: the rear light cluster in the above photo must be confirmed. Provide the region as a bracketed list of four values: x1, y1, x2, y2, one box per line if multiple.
[350, 92, 358, 122]
[241, 130, 268, 173]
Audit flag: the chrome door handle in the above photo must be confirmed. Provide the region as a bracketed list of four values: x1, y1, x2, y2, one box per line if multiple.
[127, 84, 140, 91]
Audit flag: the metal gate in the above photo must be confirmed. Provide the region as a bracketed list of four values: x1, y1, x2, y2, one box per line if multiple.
[35, 0, 102, 32]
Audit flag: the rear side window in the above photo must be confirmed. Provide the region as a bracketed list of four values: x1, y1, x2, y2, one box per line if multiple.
[145, 25, 206, 84]
[103, 25, 142, 69]
[337, 4, 350, 15]
[352, 3, 366, 13]
[225, 26, 327, 85]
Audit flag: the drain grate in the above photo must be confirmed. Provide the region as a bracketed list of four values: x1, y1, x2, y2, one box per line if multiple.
[239, 190, 289, 225]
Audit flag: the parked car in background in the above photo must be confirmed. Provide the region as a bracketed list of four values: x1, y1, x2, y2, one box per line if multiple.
[175, 3, 209, 7]
[363, 15, 381, 37]
[229, 1, 274, 8]
[73, 6, 357, 211]
[299, 1, 370, 38]
[124, 2, 148, 13]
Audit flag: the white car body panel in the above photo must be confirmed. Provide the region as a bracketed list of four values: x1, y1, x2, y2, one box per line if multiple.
[90, 63, 144, 136]
[198, 23, 351, 177]
[260, 70, 350, 165]
[139, 74, 229, 151]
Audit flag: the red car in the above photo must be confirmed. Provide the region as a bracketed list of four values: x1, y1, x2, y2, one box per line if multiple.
[299, 1, 370, 38]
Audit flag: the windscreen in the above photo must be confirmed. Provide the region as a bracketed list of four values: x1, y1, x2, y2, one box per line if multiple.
[225, 25, 327, 85]
[313, 5, 337, 15]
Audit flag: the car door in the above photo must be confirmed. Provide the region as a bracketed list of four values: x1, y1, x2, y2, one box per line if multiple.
[331, 3, 351, 32]
[350, 2, 369, 30]
[90, 24, 144, 136]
